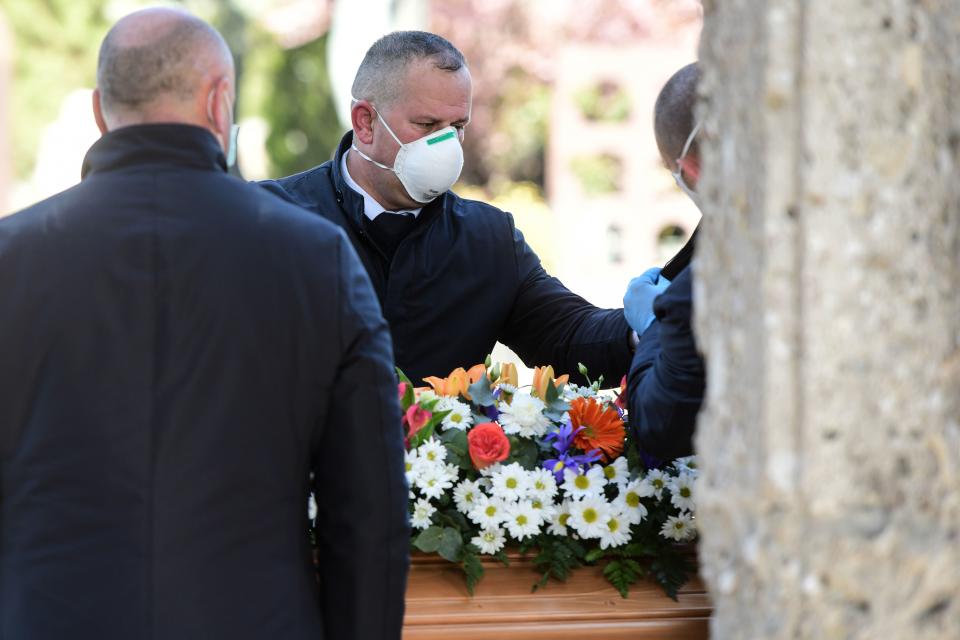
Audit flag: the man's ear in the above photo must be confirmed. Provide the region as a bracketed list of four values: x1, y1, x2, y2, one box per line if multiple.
[92, 89, 109, 135]
[678, 153, 700, 184]
[350, 100, 376, 145]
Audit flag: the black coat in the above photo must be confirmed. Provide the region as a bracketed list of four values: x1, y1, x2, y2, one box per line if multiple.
[260, 132, 631, 386]
[627, 229, 706, 461]
[0, 125, 409, 640]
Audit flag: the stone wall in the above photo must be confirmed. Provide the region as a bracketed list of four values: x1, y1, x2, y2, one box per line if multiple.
[695, 0, 960, 637]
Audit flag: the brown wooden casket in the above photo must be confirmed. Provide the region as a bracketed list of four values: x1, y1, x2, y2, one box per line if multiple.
[403, 552, 711, 639]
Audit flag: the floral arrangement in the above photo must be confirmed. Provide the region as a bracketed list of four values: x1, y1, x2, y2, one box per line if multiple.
[399, 359, 698, 598]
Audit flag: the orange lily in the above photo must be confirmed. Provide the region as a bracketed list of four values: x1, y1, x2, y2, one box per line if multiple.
[423, 364, 487, 400]
[492, 362, 519, 388]
[531, 365, 570, 400]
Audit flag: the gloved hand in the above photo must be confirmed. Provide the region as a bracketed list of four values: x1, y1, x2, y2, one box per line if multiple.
[623, 267, 671, 334]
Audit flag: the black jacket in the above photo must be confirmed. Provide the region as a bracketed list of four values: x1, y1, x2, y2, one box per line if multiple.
[260, 132, 631, 386]
[627, 228, 705, 461]
[0, 125, 409, 640]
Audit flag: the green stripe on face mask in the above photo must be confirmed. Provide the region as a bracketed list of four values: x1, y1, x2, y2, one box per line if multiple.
[426, 130, 457, 145]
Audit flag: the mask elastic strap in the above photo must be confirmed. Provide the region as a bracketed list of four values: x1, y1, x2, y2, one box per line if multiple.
[351, 144, 394, 172]
[676, 120, 702, 168]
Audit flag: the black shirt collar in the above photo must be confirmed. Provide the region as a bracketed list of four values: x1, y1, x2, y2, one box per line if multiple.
[81, 124, 227, 180]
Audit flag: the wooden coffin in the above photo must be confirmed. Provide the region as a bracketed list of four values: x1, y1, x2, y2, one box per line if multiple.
[403, 552, 711, 639]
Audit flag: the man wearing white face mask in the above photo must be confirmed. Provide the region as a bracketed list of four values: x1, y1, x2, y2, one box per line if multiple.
[623, 62, 706, 462]
[262, 31, 633, 387]
[0, 8, 409, 639]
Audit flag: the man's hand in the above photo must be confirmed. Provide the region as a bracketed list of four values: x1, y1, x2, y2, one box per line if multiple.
[623, 267, 671, 334]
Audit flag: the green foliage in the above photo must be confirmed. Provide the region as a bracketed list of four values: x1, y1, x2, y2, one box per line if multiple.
[504, 436, 538, 470]
[574, 80, 632, 123]
[603, 557, 645, 599]
[461, 545, 484, 596]
[4, 0, 110, 178]
[440, 428, 470, 470]
[261, 33, 343, 177]
[482, 67, 551, 189]
[413, 525, 462, 563]
[570, 153, 624, 196]
[524, 535, 587, 592]
[467, 375, 496, 407]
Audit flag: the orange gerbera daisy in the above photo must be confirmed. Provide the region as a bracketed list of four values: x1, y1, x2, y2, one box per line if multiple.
[568, 396, 625, 461]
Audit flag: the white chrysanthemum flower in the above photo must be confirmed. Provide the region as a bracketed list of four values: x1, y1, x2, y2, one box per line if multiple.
[418, 437, 447, 465]
[498, 394, 550, 438]
[411, 498, 436, 530]
[441, 462, 460, 484]
[601, 457, 630, 488]
[307, 494, 317, 521]
[416, 466, 454, 500]
[404, 449, 421, 485]
[528, 468, 559, 503]
[498, 383, 518, 394]
[547, 500, 573, 536]
[660, 513, 696, 541]
[529, 497, 558, 523]
[453, 479, 483, 514]
[490, 462, 531, 502]
[599, 509, 632, 549]
[504, 501, 542, 541]
[472, 527, 506, 555]
[567, 496, 611, 539]
[642, 469, 669, 500]
[478, 462, 502, 478]
[673, 456, 699, 477]
[669, 473, 696, 512]
[469, 495, 508, 529]
[561, 465, 607, 500]
[613, 479, 649, 525]
[437, 397, 474, 431]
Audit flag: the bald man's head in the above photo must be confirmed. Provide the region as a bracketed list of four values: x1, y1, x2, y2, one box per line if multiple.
[95, 7, 234, 129]
[653, 63, 701, 172]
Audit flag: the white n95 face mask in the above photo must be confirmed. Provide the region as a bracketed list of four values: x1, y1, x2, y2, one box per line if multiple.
[351, 103, 464, 204]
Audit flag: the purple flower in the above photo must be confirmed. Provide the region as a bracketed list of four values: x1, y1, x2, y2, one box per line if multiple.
[543, 450, 602, 484]
[542, 419, 601, 482]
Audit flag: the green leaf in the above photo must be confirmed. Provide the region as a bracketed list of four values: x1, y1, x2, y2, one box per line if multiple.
[462, 546, 485, 596]
[437, 527, 463, 562]
[407, 422, 437, 449]
[467, 376, 496, 407]
[413, 526, 445, 553]
[584, 548, 606, 563]
[505, 437, 539, 470]
[440, 429, 469, 456]
[396, 367, 416, 410]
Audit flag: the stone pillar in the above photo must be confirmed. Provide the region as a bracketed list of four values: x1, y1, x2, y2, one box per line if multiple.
[694, 0, 960, 638]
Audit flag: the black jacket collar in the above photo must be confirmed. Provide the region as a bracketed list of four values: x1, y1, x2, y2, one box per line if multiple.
[81, 124, 227, 180]
[661, 223, 699, 281]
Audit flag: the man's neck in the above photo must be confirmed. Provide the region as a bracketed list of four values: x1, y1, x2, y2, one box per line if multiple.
[346, 146, 408, 212]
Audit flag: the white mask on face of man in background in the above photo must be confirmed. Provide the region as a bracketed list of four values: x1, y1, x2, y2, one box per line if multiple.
[350, 99, 464, 204]
[672, 120, 702, 210]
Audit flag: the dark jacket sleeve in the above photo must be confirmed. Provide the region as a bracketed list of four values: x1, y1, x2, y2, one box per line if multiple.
[500, 215, 632, 386]
[313, 232, 409, 640]
[627, 267, 705, 461]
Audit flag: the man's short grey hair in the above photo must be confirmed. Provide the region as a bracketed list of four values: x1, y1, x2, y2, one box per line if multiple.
[351, 31, 467, 107]
[97, 13, 229, 114]
[653, 62, 701, 170]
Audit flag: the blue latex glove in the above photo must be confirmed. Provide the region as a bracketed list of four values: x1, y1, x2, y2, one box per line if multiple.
[623, 267, 671, 334]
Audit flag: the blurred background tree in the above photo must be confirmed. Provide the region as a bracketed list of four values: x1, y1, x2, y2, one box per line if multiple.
[2, 0, 109, 178]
